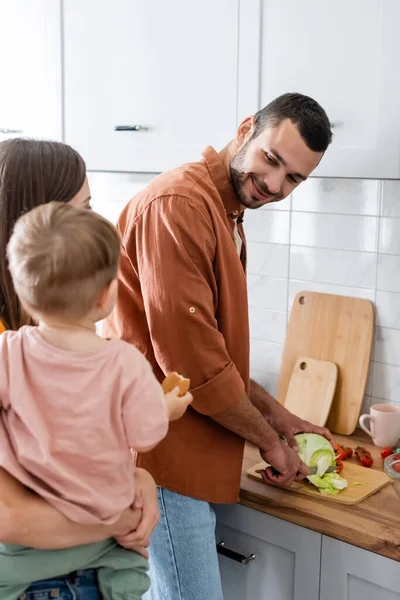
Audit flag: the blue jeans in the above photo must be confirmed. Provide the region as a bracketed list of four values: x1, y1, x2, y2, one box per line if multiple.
[143, 488, 223, 600]
[21, 568, 101, 600]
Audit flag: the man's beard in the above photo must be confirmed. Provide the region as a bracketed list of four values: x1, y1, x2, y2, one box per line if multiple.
[230, 143, 282, 209]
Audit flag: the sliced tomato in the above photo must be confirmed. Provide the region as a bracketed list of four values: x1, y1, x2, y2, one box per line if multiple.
[335, 460, 344, 474]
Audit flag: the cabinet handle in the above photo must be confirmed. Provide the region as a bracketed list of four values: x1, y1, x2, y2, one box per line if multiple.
[0, 128, 23, 134]
[216, 541, 256, 565]
[114, 125, 149, 132]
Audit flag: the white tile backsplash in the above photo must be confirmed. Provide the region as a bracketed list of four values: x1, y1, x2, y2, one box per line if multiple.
[379, 217, 400, 255]
[292, 178, 380, 215]
[381, 180, 400, 217]
[249, 308, 287, 344]
[247, 275, 287, 310]
[377, 254, 400, 293]
[250, 340, 283, 375]
[244, 210, 290, 244]
[247, 242, 289, 277]
[291, 212, 378, 252]
[246, 176, 399, 412]
[374, 327, 400, 367]
[289, 246, 377, 288]
[375, 291, 400, 329]
[372, 361, 400, 403]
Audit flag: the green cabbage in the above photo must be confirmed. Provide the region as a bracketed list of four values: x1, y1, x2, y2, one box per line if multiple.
[295, 433, 347, 495]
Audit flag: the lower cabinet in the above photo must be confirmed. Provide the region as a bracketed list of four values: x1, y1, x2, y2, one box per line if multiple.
[320, 535, 400, 600]
[214, 504, 321, 600]
[215, 504, 400, 599]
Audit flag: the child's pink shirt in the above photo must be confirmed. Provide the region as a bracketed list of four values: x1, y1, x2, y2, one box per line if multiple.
[0, 326, 168, 524]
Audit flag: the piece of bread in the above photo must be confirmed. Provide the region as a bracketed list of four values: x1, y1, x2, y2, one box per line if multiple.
[162, 372, 191, 396]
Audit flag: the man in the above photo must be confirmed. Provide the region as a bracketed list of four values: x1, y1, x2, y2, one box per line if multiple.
[105, 93, 335, 600]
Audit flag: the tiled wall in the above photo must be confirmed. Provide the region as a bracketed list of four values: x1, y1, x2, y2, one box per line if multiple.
[89, 172, 400, 415]
[248, 178, 400, 415]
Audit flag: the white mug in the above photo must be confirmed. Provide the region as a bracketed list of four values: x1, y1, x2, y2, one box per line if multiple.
[359, 403, 400, 448]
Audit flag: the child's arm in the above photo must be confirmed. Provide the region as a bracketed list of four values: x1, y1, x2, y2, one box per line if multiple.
[164, 386, 193, 423]
[135, 387, 193, 452]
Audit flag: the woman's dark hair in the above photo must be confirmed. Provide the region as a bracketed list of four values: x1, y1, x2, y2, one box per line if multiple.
[253, 93, 332, 153]
[0, 138, 86, 329]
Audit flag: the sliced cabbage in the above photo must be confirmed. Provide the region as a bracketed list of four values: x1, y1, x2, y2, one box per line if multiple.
[295, 433, 348, 495]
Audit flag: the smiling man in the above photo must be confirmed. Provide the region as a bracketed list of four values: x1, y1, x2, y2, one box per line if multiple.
[105, 93, 333, 600]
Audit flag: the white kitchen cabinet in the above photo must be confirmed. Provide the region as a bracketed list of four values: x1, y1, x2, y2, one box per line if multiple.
[0, 0, 62, 142]
[214, 504, 321, 600]
[63, 0, 239, 173]
[238, 0, 400, 179]
[320, 536, 400, 600]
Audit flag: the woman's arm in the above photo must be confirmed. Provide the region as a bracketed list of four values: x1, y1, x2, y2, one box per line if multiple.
[0, 467, 142, 549]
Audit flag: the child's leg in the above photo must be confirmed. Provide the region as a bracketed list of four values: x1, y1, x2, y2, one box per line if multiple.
[97, 546, 150, 600]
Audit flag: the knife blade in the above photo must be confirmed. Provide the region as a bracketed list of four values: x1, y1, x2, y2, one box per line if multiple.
[264, 465, 337, 477]
[307, 465, 336, 475]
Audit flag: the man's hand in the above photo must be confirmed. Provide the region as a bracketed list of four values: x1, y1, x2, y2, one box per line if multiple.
[265, 401, 336, 450]
[114, 468, 159, 557]
[249, 379, 336, 450]
[259, 440, 310, 487]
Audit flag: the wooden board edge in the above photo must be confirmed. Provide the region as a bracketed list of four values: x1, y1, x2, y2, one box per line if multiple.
[246, 462, 391, 505]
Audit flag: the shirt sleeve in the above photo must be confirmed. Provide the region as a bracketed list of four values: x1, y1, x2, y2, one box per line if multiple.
[122, 345, 169, 449]
[123, 195, 245, 416]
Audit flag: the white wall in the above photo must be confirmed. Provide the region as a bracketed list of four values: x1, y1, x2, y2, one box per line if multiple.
[90, 171, 400, 415]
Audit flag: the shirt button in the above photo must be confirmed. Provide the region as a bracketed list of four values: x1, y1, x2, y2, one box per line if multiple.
[189, 307, 196, 314]
[233, 210, 239, 216]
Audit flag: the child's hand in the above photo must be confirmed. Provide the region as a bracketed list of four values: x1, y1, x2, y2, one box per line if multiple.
[165, 387, 193, 421]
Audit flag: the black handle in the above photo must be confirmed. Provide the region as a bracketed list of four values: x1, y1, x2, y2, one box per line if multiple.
[114, 125, 149, 131]
[216, 541, 255, 565]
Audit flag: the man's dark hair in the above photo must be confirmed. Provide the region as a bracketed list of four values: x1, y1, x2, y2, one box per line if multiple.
[253, 93, 332, 153]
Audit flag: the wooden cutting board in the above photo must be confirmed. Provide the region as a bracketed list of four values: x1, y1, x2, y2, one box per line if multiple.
[278, 292, 374, 435]
[283, 357, 338, 427]
[247, 460, 390, 505]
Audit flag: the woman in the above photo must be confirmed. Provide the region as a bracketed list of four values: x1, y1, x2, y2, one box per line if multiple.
[0, 138, 159, 599]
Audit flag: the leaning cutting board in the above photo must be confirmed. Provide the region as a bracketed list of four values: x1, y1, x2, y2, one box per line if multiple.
[247, 461, 390, 505]
[278, 292, 374, 435]
[283, 357, 338, 427]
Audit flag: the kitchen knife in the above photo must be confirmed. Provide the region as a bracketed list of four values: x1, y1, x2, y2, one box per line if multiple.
[263, 465, 337, 477]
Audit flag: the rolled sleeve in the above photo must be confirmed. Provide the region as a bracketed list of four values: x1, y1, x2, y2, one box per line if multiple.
[125, 195, 244, 416]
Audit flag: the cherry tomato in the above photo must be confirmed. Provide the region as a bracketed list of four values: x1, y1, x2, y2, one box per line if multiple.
[335, 444, 353, 460]
[355, 446, 373, 468]
[335, 460, 344, 474]
[381, 446, 393, 460]
[393, 462, 400, 473]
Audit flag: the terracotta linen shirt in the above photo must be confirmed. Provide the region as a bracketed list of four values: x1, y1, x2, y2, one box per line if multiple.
[104, 146, 250, 503]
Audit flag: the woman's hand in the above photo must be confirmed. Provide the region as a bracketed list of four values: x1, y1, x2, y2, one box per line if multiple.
[114, 467, 159, 558]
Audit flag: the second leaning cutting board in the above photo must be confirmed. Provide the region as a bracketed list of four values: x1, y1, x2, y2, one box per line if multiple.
[278, 292, 374, 435]
[283, 357, 338, 427]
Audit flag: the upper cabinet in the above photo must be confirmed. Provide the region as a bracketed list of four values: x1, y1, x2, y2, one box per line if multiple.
[63, 0, 239, 173]
[239, 0, 400, 179]
[0, 0, 62, 142]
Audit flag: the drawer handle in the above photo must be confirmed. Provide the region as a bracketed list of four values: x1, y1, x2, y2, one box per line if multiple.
[114, 125, 149, 132]
[217, 541, 255, 565]
[0, 128, 23, 134]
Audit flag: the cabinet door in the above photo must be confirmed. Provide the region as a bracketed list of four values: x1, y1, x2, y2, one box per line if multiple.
[321, 536, 400, 599]
[214, 504, 321, 600]
[63, 0, 239, 173]
[238, 0, 400, 179]
[0, 0, 61, 141]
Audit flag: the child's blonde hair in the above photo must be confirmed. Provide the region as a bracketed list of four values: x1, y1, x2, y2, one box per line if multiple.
[7, 202, 121, 320]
